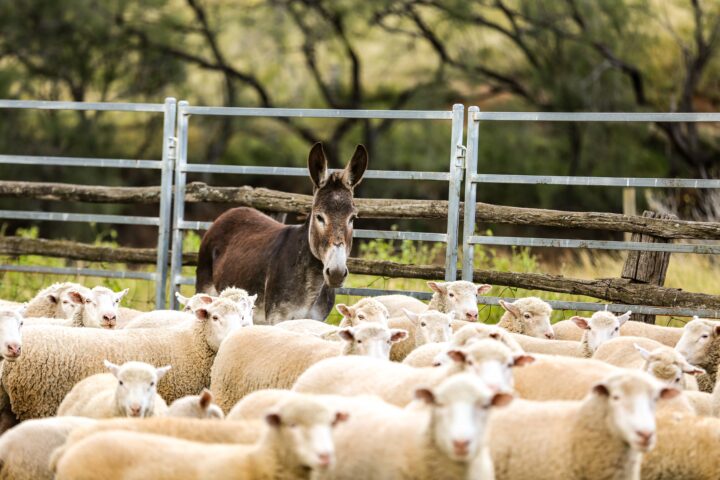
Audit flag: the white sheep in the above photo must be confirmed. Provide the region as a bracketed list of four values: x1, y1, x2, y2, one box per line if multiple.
[175, 291, 215, 312]
[23, 285, 129, 329]
[210, 323, 408, 412]
[593, 336, 704, 389]
[403, 323, 523, 368]
[22, 282, 88, 319]
[57, 360, 171, 418]
[167, 388, 224, 419]
[52, 395, 350, 480]
[0, 308, 23, 362]
[567, 310, 632, 357]
[640, 411, 720, 479]
[674, 316, 720, 392]
[554, 317, 684, 347]
[489, 371, 679, 480]
[293, 339, 534, 406]
[510, 334, 585, 357]
[496, 297, 555, 339]
[1, 297, 245, 420]
[388, 309, 454, 361]
[376, 281, 492, 321]
[321, 374, 511, 480]
[0, 416, 95, 480]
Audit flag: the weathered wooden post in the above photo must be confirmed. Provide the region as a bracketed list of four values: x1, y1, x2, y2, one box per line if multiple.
[621, 210, 677, 324]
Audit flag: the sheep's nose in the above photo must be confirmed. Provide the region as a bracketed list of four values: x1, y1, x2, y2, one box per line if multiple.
[453, 439, 470, 455]
[5, 343, 20, 357]
[635, 430, 654, 446]
[466, 311, 478, 321]
[545, 332, 555, 339]
[129, 405, 142, 417]
[102, 314, 117, 327]
[317, 452, 332, 468]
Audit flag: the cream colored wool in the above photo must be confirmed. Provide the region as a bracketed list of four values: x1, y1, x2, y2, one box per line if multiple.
[675, 317, 720, 392]
[227, 389, 303, 421]
[388, 310, 453, 362]
[510, 333, 585, 357]
[403, 323, 523, 368]
[175, 292, 216, 313]
[376, 281, 491, 319]
[0, 416, 94, 480]
[554, 319, 683, 347]
[52, 396, 349, 480]
[2, 299, 243, 420]
[21, 282, 88, 319]
[210, 324, 407, 412]
[293, 340, 532, 406]
[123, 310, 196, 329]
[57, 361, 170, 419]
[489, 371, 678, 480]
[496, 297, 554, 339]
[167, 389, 224, 419]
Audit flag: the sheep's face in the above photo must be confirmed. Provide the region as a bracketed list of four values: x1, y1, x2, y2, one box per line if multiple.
[55, 289, 84, 319]
[0, 309, 23, 361]
[499, 297, 554, 339]
[265, 399, 349, 470]
[175, 292, 214, 313]
[336, 298, 389, 326]
[572, 311, 630, 354]
[338, 324, 407, 359]
[428, 281, 491, 322]
[195, 298, 247, 352]
[594, 371, 678, 452]
[675, 318, 720, 366]
[635, 344, 705, 389]
[449, 340, 534, 393]
[434, 325, 524, 367]
[404, 310, 453, 345]
[168, 389, 224, 419]
[106, 360, 170, 418]
[69, 287, 128, 329]
[417, 373, 512, 461]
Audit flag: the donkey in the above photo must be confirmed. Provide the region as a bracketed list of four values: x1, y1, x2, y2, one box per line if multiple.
[195, 143, 367, 324]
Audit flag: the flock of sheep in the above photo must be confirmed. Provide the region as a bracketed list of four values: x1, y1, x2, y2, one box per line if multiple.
[0, 279, 717, 479]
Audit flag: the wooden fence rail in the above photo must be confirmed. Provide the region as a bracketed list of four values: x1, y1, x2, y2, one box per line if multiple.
[0, 180, 718, 239]
[2, 236, 719, 311]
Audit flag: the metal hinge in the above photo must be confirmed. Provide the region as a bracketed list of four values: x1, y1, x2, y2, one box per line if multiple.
[455, 143, 467, 168]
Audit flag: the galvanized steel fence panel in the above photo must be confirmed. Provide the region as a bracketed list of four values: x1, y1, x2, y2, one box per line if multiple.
[0, 98, 177, 308]
[462, 107, 720, 318]
[168, 103, 466, 308]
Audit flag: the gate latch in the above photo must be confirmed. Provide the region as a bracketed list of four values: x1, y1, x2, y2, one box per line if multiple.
[455, 143, 467, 168]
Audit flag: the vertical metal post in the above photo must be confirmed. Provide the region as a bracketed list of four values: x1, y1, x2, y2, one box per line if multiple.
[462, 106, 479, 281]
[444, 104, 465, 281]
[154, 97, 177, 309]
[169, 101, 190, 310]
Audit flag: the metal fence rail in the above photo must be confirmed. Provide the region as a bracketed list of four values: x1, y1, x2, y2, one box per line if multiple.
[462, 106, 720, 317]
[168, 102, 465, 308]
[0, 98, 177, 308]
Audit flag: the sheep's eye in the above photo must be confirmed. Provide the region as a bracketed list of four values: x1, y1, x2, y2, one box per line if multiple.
[212, 315, 219, 321]
[357, 340, 362, 344]
[448, 324, 452, 328]
[118, 381, 124, 386]
[674, 378, 681, 383]
[523, 313, 531, 319]
[614, 327, 619, 332]
[150, 382, 155, 387]
[611, 395, 620, 401]
[420, 322, 426, 327]
[701, 334, 709, 339]
[62, 301, 69, 304]
[19, 321, 23, 327]
[316, 214, 325, 225]
[357, 314, 365, 320]
[448, 293, 455, 298]
[85, 299, 92, 304]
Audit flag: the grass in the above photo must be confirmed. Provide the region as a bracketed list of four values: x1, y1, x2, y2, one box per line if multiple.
[1, 227, 718, 327]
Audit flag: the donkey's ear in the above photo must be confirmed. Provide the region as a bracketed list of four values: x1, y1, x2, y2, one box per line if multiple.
[308, 142, 328, 189]
[342, 144, 368, 188]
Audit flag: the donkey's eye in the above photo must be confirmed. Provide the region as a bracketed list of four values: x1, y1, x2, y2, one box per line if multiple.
[316, 214, 326, 225]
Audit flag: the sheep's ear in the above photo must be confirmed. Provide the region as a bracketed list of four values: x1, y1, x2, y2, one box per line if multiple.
[570, 316, 590, 330]
[265, 412, 282, 428]
[490, 392, 514, 407]
[682, 363, 706, 376]
[592, 383, 610, 397]
[499, 300, 520, 318]
[308, 142, 328, 189]
[341, 144, 368, 189]
[336, 304, 353, 318]
[617, 311, 632, 325]
[195, 308, 210, 321]
[714, 325, 720, 337]
[634, 343, 652, 361]
[175, 293, 190, 306]
[47, 293, 59, 304]
[333, 411, 350, 426]
[247, 294, 258, 307]
[659, 387, 680, 400]
[427, 282, 447, 295]
[155, 365, 172, 381]
[513, 354, 535, 367]
[15, 303, 27, 317]
[67, 290, 86, 305]
[446, 349, 467, 363]
[414, 388, 436, 405]
[337, 328, 355, 342]
[402, 309, 419, 323]
[476, 284, 492, 295]
[114, 288, 130, 303]
[489, 332, 502, 340]
[389, 329, 408, 343]
[104, 360, 121, 378]
[199, 389, 213, 409]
